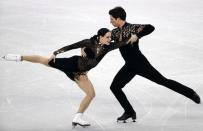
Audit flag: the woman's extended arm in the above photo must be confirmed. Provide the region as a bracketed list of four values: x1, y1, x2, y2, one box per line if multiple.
[53, 39, 90, 55]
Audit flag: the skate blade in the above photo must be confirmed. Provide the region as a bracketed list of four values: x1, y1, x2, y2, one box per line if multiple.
[117, 118, 136, 123]
[0, 55, 5, 60]
[72, 122, 90, 128]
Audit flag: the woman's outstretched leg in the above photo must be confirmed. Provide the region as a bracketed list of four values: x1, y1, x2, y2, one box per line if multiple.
[2, 54, 22, 62]
[72, 74, 95, 127]
[3, 54, 50, 66]
[22, 55, 49, 66]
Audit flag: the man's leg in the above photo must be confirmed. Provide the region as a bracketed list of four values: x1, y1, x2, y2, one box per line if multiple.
[138, 60, 200, 103]
[110, 64, 137, 121]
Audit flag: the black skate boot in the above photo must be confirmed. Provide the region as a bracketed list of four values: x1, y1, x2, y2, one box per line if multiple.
[117, 112, 136, 123]
[191, 92, 201, 104]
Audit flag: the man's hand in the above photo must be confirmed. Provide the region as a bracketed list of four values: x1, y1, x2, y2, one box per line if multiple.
[127, 34, 138, 44]
[81, 47, 87, 57]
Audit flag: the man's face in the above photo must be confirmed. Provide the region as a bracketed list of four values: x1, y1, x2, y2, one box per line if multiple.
[110, 15, 119, 27]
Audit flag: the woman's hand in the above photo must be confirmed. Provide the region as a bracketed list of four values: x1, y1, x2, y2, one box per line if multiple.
[48, 54, 56, 63]
[81, 47, 87, 57]
[127, 34, 138, 44]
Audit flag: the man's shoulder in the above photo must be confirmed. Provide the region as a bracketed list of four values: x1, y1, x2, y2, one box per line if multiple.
[127, 23, 139, 27]
[111, 28, 120, 36]
[112, 28, 119, 32]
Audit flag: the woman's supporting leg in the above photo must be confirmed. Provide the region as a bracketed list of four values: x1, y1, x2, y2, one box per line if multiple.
[72, 74, 95, 127]
[22, 55, 50, 66]
[75, 75, 95, 113]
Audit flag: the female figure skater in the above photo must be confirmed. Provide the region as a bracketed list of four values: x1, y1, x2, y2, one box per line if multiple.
[2, 28, 137, 127]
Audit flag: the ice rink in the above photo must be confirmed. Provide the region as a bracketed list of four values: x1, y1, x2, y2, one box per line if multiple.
[0, 0, 203, 130]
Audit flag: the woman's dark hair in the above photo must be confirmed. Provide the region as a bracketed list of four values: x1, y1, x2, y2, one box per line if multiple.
[91, 28, 110, 41]
[109, 6, 126, 20]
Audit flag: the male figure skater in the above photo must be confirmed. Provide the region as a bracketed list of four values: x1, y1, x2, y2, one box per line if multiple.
[108, 6, 201, 123]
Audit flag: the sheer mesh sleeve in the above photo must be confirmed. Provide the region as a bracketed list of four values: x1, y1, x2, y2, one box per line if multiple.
[108, 41, 129, 51]
[53, 39, 90, 55]
[111, 29, 117, 42]
[133, 24, 155, 38]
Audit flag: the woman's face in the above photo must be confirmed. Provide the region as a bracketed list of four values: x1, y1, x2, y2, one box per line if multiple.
[99, 32, 111, 45]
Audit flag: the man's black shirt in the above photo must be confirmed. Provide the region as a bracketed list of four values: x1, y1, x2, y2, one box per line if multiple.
[111, 22, 155, 65]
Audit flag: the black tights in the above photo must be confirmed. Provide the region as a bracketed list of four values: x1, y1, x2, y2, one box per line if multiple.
[110, 60, 195, 114]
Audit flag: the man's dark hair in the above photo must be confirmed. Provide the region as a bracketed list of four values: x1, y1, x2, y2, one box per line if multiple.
[109, 6, 126, 20]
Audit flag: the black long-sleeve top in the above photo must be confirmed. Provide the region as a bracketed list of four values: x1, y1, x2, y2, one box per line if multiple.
[53, 38, 129, 72]
[111, 22, 155, 65]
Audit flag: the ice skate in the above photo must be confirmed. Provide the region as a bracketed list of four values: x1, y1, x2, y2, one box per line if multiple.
[1, 54, 22, 62]
[117, 112, 136, 123]
[72, 113, 90, 128]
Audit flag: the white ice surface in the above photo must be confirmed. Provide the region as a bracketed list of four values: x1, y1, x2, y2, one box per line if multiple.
[0, 0, 203, 131]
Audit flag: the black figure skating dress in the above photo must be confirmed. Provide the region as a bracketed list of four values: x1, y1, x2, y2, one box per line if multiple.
[48, 38, 129, 81]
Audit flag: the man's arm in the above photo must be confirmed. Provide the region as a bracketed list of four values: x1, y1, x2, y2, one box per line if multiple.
[136, 24, 155, 38]
[109, 34, 138, 51]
